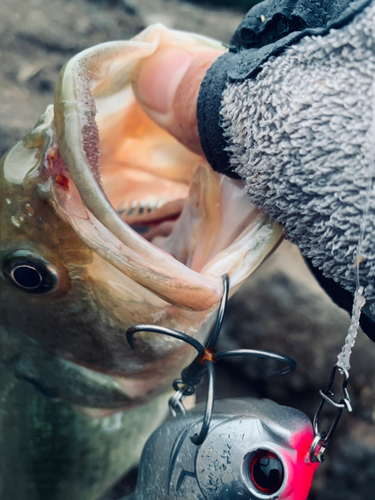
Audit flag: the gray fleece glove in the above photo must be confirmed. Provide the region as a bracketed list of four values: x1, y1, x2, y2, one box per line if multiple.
[197, 0, 375, 339]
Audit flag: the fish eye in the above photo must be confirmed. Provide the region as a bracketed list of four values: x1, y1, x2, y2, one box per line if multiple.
[2, 251, 59, 294]
[249, 450, 284, 495]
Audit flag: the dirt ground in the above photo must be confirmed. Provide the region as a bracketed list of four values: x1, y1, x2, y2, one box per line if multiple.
[0, 0, 243, 158]
[2, 1, 375, 499]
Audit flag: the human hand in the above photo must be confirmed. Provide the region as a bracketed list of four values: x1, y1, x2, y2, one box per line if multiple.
[132, 47, 222, 156]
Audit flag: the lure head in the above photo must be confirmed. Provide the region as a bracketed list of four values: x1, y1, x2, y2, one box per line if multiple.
[134, 398, 319, 500]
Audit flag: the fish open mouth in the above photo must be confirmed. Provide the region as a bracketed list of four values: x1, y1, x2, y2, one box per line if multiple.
[51, 25, 283, 311]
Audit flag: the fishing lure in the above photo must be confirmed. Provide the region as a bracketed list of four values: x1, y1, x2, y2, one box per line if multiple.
[124, 276, 320, 500]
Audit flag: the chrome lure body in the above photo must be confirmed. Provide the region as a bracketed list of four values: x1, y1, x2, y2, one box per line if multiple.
[126, 398, 319, 500]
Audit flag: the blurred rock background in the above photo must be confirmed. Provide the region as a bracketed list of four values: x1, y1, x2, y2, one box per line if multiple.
[1, 0, 375, 498]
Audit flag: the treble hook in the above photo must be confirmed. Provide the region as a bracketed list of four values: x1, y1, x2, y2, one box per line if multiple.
[126, 274, 296, 446]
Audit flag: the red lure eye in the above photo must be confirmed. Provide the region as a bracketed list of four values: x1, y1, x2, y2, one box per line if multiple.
[250, 450, 284, 495]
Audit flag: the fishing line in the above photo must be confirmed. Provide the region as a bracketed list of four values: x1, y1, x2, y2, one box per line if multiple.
[310, 81, 375, 463]
[336, 82, 375, 371]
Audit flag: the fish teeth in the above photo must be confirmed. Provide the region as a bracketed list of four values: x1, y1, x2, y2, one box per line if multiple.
[146, 200, 159, 213]
[118, 199, 165, 217]
[118, 205, 127, 216]
[155, 200, 164, 211]
[127, 202, 137, 216]
[138, 204, 145, 215]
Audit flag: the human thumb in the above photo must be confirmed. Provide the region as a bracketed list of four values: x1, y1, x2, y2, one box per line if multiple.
[132, 46, 222, 156]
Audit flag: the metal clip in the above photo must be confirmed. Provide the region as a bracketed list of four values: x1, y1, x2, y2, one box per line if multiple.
[310, 365, 352, 463]
[168, 380, 196, 417]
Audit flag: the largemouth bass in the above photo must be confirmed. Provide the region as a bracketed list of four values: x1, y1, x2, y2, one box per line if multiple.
[0, 25, 283, 499]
